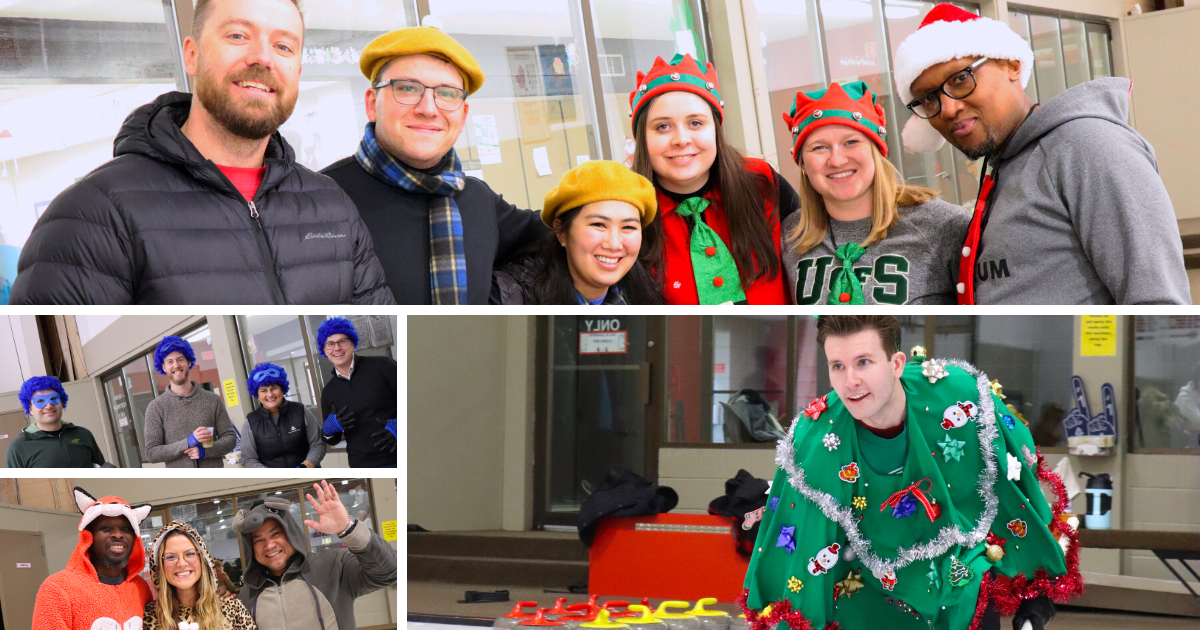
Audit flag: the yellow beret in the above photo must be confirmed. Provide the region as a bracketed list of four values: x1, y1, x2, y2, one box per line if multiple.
[359, 27, 485, 95]
[542, 160, 657, 227]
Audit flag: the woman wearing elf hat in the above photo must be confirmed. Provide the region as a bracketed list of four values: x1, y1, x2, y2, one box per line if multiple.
[491, 160, 663, 305]
[781, 82, 969, 305]
[628, 54, 798, 305]
[240, 363, 326, 468]
[741, 315, 1081, 630]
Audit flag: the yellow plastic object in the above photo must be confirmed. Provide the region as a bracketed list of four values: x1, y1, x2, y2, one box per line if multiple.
[653, 602, 695, 620]
[688, 599, 728, 617]
[624, 606, 664, 626]
[581, 610, 629, 629]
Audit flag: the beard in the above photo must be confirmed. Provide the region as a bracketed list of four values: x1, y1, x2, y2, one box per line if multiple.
[958, 130, 1001, 161]
[170, 371, 190, 386]
[195, 61, 296, 141]
[91, 549, 131, 571]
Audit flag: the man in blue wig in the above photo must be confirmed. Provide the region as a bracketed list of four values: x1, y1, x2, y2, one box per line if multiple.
[6, 375, 107, 467]
[143, 335, 237, 468]
[241, 362, 326, 468]
[317, 317, 397, 467]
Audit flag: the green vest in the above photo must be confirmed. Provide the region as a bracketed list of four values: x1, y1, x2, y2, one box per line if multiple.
[741, 360, 1076, 630]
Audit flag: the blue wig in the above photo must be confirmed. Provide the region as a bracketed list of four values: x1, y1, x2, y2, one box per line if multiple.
[154, 336, 196, 374]
[19, 376, 69, 414]
[247, 362, 290, 399]
[316, 317, 359, 357]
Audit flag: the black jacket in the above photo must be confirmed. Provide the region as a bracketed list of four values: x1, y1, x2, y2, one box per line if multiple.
[321, 354, 398, 468]
[322, 155, 547, 304]
[9, 92, 394, 305]
[576, 467, 678, 547]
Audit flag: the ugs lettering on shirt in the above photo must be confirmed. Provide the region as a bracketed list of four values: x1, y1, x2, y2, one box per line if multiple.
[975, 258, 1010, 282]
[305, 232, 347, 240]
[795, 254, 910, 305]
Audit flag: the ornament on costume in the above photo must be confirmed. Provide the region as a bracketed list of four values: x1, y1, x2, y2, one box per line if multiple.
[1021, 445, 1037, 468]
[937, 435, 966, 462]
[776, 525, 797, 553]
[877, 567, 898, 591]
[765, 480, 772, 495]
[851, 495, 867, 510]
[922, 359, 949, 384]
[891, 598, 919, 618]
[803, 395, 828, 420]
[1001, 414, 1017, 430]
[787, 576, 804, 593]
[880, 478, 941, 522]
[769, 496, 780, 511]
[833, 571, 864, 600]
[892, 3, 1034, 153]
[843, 546, 857, 561]
[985, 532, 1007, 563]
[941, 400, 979, 430]
[910, 345, 927, 361]
[926, 560, 942, 589]
[1006, 519, 1028, 538]
[673, 197, 747, 305]
[823, 433, 841, 451]
[838, 462, 860, 483]
[1006, 452, 1022, 481]
[743, 506, 766, 530]
[947, 556, 973, 587]
[990, 380, 1006, 399]
[828, 243, 867, 305]
[891, 493, 918, 518]
[808, 543, 841, 576]
[1007, 403, 1029, 426]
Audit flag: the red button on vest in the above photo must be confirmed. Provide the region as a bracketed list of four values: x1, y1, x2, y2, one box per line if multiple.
[713, 277, 724, 287]
[705, 246, 716, 256]
[839, 292, 850, 303]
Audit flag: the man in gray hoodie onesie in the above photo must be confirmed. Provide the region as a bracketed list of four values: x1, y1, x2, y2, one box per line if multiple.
[234, 480, 397, 630]
[892, 3, 1190, 305]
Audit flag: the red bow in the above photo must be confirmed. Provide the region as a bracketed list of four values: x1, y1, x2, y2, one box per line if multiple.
[804, 395, 828, 420]
[986, 532, 1006, 548]
[880, 478, 940, 522]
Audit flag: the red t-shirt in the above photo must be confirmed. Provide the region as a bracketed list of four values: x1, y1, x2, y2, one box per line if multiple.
[217, 164, 267, 202]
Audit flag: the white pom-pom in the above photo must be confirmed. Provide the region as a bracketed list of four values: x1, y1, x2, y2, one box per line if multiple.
[901, 115, 946, 153]
[422, 15, 444, 30]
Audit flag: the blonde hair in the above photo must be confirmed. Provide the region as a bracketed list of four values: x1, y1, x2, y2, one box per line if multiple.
[153, 532, 227, 630]
[788, 143, 938, 255]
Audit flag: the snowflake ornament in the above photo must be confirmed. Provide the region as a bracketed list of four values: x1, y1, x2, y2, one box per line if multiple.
[1006, 452, 1022, 481]
[922, 359, 949, 384]
[823, 433, 841, 451]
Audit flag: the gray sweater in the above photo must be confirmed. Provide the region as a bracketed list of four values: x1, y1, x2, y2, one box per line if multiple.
[239, 405, 326, 468]
[783, 199, 970, 304]
[972, 77, 1190, 304]
[143, 383, 236, 468]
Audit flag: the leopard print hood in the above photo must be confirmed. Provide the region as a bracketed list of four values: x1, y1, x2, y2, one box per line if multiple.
[148, 521, 220, 592]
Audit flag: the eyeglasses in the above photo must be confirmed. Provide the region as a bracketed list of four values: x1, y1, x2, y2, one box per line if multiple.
[373, 78, 467, 112]
[162, 550, 200, 566]
[324, 338, 354, 351]
[906, 57, 991, 120]
[253, 367, 283, 382]
[32, 394, 61, 409]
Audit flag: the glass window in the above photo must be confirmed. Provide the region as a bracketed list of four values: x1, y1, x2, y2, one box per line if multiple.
[1007, 12, 1039, 102]
[167, 498, 242, 582]
[238, 314, 320, 414]
[137, 511, 169, 584]
[120, 355, 159, 467]
[103, 370, 139, 467]
[276, 0, 415, 171]
[0, 2, 181, 303]
[428, 0, 601, 210]
[1059, 19, 1090, 88]
[1085, 23, 1112, 79]
[1029, 13, 1066, 102]
[306, 478, 374, 555]
[1133, 316, 1200, 451]
[153, 323, 221, 395]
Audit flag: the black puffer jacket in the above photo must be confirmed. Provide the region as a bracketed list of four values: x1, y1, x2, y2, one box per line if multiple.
[9, 91, 394, 305]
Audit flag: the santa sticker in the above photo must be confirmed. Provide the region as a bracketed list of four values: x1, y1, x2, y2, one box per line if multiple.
[808, 543, 841, 576]
[876, 567, 897, 591]
[941, 401, 980, 430]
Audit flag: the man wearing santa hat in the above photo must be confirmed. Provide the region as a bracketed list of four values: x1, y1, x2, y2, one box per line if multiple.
[894, 3, 1189, 305]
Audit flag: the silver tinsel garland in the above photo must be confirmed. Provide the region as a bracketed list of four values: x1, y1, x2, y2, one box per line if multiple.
[776, 358, 1000, 577]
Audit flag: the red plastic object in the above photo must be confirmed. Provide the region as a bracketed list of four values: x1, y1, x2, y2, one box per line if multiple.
[588, 514, 749, 602]
[503, 602, 542, 619]
[520, 609, 569, 626]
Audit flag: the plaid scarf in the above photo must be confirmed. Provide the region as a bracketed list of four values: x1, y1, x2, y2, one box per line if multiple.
[355, 122, 468, 304]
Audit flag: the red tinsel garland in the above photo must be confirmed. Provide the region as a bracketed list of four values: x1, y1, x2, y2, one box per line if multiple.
[738, 450, 1084, 630]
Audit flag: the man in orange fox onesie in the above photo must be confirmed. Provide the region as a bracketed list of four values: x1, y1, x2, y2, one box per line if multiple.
[33, 487, 154, 630]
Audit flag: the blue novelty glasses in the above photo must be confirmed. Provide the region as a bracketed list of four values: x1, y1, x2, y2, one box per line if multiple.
[253, 368, 283, 382]
[32, 394, 61, 409]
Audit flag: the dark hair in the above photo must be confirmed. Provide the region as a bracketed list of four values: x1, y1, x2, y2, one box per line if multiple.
[632, 95, 781, 289]
[534, 208, 664, 305]
[191, 0, 304, 40]
[816, 316, 902, 355]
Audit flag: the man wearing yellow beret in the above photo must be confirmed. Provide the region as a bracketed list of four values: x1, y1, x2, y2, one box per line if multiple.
[491, 160, 664, 305]
[323, 24, 546, 305]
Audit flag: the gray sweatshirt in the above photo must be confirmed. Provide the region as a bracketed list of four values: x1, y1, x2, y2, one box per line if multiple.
[783, 199, 970, 304]
[142, 383, 236, 468]
[239, 404, 326, 468]
[972, 77, 1190, 304]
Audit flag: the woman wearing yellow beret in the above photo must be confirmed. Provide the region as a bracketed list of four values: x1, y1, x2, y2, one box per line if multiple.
[490, 161, 664, 305]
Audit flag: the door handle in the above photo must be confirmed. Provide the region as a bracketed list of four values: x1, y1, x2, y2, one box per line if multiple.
[639, 361, 651, 406]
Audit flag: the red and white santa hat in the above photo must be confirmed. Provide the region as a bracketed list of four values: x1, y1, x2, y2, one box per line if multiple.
[893, 3, 1033, 153]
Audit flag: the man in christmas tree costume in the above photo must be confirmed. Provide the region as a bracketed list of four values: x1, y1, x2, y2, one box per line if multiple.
[741, 316, 1081, 630]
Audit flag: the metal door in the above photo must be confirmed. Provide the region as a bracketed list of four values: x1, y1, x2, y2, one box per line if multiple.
[0, 529, 49, 630]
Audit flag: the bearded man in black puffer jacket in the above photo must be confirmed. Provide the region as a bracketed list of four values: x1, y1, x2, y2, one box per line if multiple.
[9, 0, 393, 305]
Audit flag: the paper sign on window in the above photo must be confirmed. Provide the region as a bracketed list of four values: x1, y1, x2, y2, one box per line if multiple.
[580, 332, 627, 354]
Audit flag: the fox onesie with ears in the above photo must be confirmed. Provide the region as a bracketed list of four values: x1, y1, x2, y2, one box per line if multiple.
[33, 487, 155, 630]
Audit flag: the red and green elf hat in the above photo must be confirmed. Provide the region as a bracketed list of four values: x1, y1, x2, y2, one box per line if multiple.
[629, 53, 723, 135]
[782, 81, 889, 163]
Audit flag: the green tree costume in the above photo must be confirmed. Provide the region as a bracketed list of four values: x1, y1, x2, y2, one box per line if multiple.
[739, 358, 1082, 630]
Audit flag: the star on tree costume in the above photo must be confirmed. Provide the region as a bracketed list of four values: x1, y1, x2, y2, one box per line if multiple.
[739, 359, 1082, 630]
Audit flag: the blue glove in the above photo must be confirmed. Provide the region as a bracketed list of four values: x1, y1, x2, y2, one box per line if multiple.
[322, 406, 357, 437]
[322, 413, 344, 436]
[383, 418, 397, 439]
[186, 433, 206, 459]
